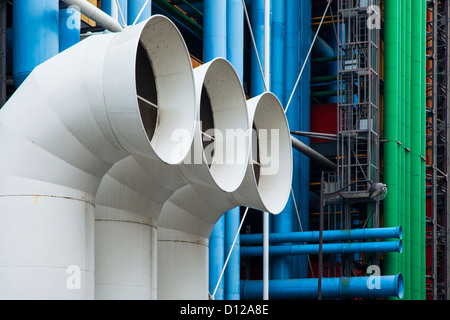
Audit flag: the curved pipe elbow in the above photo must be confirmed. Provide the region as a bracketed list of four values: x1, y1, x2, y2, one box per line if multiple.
[0, 15, 196, 299]
[159, 91, 293, 238]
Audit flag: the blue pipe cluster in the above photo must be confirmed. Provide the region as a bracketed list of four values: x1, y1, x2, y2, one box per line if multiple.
[241, 274, 404, 300]
[241, 226, 403, 245]
[205, 0, 244, 300]
[241, 240, 402, 257]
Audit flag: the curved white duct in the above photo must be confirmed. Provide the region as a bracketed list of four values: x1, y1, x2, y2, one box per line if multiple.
[157, 92, 293, 300]
[0, 15, 196, 299]
[94, 57, 250, 300]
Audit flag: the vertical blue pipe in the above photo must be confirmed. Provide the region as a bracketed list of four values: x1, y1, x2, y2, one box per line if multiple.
[13, 0, 59, 88]
[270, 0, 284, 104]
[101, 0, 128, 25]
[271, 0, 302, 281]
[205, 0, 227, 300]
[59, 6, 80, 52]
[128, 0, 152, 25]
[294, 0, 311, 279]
[224, 0, 244, 301]
[250, 0, 265, 96]
[204, 0, 227, 61]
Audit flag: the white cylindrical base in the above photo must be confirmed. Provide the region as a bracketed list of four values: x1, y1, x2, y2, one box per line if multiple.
[0, 196, 95, 299]
[95, 206, 157, 300]
[157, 227, 209, 300]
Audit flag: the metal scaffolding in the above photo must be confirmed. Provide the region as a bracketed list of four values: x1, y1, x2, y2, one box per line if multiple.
[333, 0, 381, 276]
[425, 0, 450, 300]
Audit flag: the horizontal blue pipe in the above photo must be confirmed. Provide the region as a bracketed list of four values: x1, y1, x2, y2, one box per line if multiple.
[240, 227, 402, 245]
[241, 274, 404, 300]
[241, 240, 402, 257]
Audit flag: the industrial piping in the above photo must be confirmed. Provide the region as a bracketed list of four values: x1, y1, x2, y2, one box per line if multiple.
[240, 226, 402, 245]
[157, 91, 293, 300]
[240, 274, 404, 300]
[241, 240, 403, 257]
[96, 57, 251, 300]
[93, 16, 198, 299]
[0, 15, 194, 299]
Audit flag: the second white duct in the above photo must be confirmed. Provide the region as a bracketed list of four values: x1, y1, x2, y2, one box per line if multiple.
[94, 57, 250, 299]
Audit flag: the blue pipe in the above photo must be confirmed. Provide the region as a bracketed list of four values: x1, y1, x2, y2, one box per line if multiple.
[224, 0, 244, 301]
[240, 274, 404, 300]
[240, 227, 403, 245]
[312, 33, 334, 58]
[270, 0, 284, 105]
[101, 0, 128, 25]
[240, 240, 402, 257]
[128, 0, 152, 25]
[13, 0, 59, 88]
[204, 0, 227, 61]
[250, 0, 265, 96]
[273, 0, 300, 281]
[295, 0, 311, 279]
[59, 7, 80, 52]
[205, 0, 227, 300]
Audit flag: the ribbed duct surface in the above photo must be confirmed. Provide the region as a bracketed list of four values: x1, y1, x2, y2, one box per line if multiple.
[95, 57, 250, 300]
[157, 92, 292, 299]
[0, 15, 195, 300]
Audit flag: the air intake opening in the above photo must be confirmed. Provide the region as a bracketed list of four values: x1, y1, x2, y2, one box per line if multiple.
[252, 123, 261, 185]
[252, 93, 292, 214]
[200, 85, 215, 167]
[136, 42, 158, 142]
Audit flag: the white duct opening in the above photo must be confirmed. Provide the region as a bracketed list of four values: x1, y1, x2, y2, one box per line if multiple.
[157, 92, 292, 300]
[94, 58, 250, 300]
[0, 15, 196, 299]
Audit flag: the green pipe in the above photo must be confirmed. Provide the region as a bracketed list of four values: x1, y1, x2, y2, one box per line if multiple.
[399, 1, 406, 298]
[420, 0, 427, 300]
[383, 0, 401, 282]
[179, 0, 204, 17]
[152, 0, 203, 37]
[404, 0, 412, 300]
[411, 0, 424, 300]
[311, 75, 337, 83]
[311, 56, 337, 63]
[311, 90, 341, 97]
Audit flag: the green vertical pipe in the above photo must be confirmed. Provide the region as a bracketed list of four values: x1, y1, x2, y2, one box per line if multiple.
[403, 1, 411, 300]
[411, 0, 424, 300]
[420, 0, 427, 300]
[399, 1, 406, 296]
[383, 0, 401, 280]
[405, 0, 412, 301]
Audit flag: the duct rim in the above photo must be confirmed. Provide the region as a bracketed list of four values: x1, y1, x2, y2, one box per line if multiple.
[250, 92, 293, 214]
[195, 58, 250, 193]
[139, 15, 196, 165]
[105, 15, 196, 166]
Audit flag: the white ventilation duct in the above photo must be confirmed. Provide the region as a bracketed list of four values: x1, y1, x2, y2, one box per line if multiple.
[0, 15, 196, 299]
[94, 57, 250, 299]
[157, 92, 293, 300]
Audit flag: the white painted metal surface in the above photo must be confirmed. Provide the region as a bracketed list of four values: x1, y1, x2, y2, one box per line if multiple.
[94, 15, 197, 299]
[0, 15, 192, 299]
[157, 92, 292, 300]
[95, 57, 250, 300]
